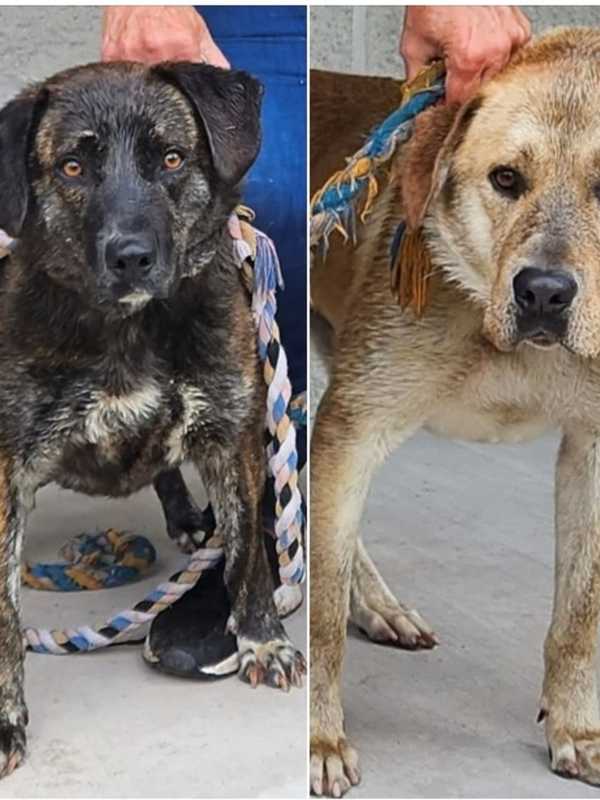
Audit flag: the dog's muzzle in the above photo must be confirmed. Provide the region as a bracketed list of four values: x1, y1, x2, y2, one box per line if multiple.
[97, 231, 172, 307]
[513, 267, 577, 346]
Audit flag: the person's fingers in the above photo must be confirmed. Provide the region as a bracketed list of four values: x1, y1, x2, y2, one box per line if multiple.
[399, 28, 439, 80]
[444, 29, 514, 103]
[512, 7, 532, 45]
[199, 35, 230, 69]
[101, 6, 226, 66]
[445, 53, 510, 105]
[400, 6, 532, 101]
[444, 66, 485, 106]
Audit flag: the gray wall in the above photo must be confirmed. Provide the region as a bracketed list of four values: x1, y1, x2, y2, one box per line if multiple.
[0, 7, 102, 103]
[311, 5, 600, 77]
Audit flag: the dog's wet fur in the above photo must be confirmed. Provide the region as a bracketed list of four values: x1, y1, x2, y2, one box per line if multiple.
[311, 28, 600, 795]
[0, 60, 304, 777]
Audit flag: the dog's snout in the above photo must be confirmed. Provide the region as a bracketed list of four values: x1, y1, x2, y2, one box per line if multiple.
[513, 268, 577, 316]
[105, 235, 156, 277]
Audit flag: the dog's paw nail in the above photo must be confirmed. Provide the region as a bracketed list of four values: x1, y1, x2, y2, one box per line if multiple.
[347, 766, 361, 785]
[241, 661, 263, 689]
[292, 670, 303, 689]
[268, 669, 289, 692]
[537, 708, 547, 723]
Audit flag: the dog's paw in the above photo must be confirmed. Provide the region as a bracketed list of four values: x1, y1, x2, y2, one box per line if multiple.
[310, 736, 360, 797]
[172, 529, 206, 555]
[0, 721, 26, 779]
[352, 595, 438, 650]
[545, 726, 600, 784]
[238, 637, 306, 691]
[166, 505, 214, 554]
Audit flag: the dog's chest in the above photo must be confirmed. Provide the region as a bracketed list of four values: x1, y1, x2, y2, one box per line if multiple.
[54, 379, 212, 494]
[426, 401, 551, 444]
[425, 346, 570, 444]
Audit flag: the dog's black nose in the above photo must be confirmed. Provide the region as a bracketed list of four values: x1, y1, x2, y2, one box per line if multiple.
[513, 268, 577, 316]
[105, 235, 156, 276]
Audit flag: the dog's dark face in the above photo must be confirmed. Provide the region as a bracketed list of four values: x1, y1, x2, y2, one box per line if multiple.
[0, 62, 262, 312]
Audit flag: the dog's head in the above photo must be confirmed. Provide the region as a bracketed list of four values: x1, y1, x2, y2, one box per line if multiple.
[0, 61, 262, 312]
[401, 27, 600, 358]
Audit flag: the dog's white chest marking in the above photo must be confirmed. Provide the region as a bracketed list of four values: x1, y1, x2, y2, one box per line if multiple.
[84, 383, 163, 444]
[165, 384, 210, 465]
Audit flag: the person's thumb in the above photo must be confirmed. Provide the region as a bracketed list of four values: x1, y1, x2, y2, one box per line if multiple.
[400, 33, 438, 81]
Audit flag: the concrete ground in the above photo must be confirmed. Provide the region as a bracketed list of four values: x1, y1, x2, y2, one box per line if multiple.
[311, 342, 600, 799]
[0, 467, 307, 798]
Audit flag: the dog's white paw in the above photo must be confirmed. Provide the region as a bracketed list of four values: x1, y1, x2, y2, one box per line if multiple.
[238, 636, 306, 691]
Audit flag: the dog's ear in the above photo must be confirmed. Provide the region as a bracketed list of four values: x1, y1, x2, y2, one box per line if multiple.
[156, 63, 263, 186]
[0, 90, 46, 237]
[400, 96, 482, 230]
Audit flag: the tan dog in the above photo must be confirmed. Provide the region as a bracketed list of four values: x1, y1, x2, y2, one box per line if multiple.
[310, 28, 600, 796]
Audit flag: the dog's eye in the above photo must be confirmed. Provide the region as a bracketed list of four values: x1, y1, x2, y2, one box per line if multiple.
[163, 151, 184, 171]
[61, 159, 83, 179]
[489, 167, 526, 199]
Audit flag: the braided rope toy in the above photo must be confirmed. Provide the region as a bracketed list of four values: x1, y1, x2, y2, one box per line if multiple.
[23, 213, 305, 654]
[22, 529, 156, 592]
[311, 61, 446, 314]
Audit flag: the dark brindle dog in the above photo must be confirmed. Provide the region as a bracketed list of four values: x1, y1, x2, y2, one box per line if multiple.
[0, 61, 304, 776]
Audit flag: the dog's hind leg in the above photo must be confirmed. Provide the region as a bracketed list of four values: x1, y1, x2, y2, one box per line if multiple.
[540, 426, 600, 785]
[153, 468, 215, 553]
[155, 468, 302, 618]
[0, 457, 27, 778]
[350, 538, 437, 649]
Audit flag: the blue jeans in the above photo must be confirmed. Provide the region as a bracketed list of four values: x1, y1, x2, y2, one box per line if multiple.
[199, 6, 307, 399]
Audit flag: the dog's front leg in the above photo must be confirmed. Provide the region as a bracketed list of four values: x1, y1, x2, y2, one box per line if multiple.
[0, 459, 27, 778]
[541, 426, 600, 783]
[196, 434, 305, 691]
[310, 382, 423, 798]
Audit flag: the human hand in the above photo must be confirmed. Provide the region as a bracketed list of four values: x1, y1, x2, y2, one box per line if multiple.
[400, 6, 531, 104]
[102, 5, 229, 68]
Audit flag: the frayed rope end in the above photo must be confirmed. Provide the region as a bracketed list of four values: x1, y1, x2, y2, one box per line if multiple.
[390, 226, 434, 316]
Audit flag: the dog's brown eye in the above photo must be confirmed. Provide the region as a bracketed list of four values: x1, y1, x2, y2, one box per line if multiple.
[62, 159, 82, 178]
[489, 166, 526, 199]
[163, 151, 184, 171]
